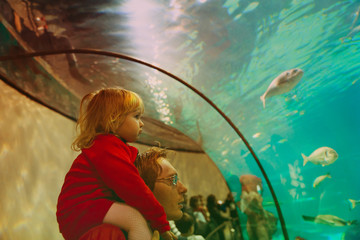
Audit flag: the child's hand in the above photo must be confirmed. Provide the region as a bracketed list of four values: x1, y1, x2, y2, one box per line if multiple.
[160, 231, 177, 240]
[152, 230, 160, 240]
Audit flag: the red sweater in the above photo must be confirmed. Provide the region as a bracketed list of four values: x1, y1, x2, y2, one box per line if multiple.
[56, 134, 170, 240]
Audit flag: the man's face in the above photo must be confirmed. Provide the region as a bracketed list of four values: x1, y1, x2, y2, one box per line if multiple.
[153, 158, 187, 221]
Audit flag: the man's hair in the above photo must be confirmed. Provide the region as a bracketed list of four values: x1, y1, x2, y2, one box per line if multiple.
[135, 147, 167, 191]
[189, 195, 199, 209]
[206, 194, 217, 210]
[175, 212, 194, 234]
[72, 87, 144, 151]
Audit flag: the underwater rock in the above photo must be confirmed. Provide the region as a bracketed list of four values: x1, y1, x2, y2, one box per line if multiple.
[239, 174, 278, 240]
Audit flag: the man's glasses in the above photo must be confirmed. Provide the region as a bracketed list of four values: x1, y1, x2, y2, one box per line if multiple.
[156, 174, 179, 186]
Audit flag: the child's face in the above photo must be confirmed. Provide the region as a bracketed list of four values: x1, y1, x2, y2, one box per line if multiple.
[117, 109, 144, 142]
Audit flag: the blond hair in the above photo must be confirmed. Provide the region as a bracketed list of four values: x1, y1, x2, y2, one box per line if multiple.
[72, 88, 144, 151]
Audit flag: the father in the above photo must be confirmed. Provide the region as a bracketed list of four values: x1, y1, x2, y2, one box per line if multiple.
[79, 147, 188, 239]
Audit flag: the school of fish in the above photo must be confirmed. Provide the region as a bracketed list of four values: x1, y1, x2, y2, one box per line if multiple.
[253, 3, 360, 237]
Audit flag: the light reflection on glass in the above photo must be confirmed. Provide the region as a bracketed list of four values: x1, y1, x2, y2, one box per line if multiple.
[144, 73, 172, 124]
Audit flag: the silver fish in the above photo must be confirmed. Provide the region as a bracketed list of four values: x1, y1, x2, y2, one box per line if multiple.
[313, 173, 331, 188]
[302, 147, 338, 167]
[260, 68, 304, 108]
[302, 214, 357, 227]
[348, 199, 360, 210]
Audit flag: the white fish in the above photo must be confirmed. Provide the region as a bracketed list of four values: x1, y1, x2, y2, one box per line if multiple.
[260, 68, 304, 108]
[302, 147, 338, 167]
[313, 173, 331, 188]
[278, 138, 288, 144]
[259, 144, 271, 152]
[348, 199, 360, 210]
[294, 197, 315, 203]
[302, 214, 357, 227]
[243, 2, 259, 14]
[252, 132, 261, 138]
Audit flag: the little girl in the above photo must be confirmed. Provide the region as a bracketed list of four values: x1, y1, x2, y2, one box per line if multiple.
[56, 88, 175, 240]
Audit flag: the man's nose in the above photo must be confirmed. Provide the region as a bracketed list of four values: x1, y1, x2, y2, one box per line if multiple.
[178, 181, 187, 193]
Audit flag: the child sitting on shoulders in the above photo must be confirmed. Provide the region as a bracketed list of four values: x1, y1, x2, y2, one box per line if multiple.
[56, 88, 175, 240]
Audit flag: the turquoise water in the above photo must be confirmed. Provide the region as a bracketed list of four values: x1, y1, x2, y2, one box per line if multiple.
[158, 0, 360, 239]
[201, 1, 360, 239]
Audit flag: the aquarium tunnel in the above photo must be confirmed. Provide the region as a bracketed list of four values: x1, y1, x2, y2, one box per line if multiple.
[0, 0, 359, 239]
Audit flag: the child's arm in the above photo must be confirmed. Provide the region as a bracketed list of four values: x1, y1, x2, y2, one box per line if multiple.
[104, 203, 175, 240]
[161, 231, 177, 240]
[103, 202, 152, 240]
[89, 140, 170, 234]
[152, 231, 160, 240]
